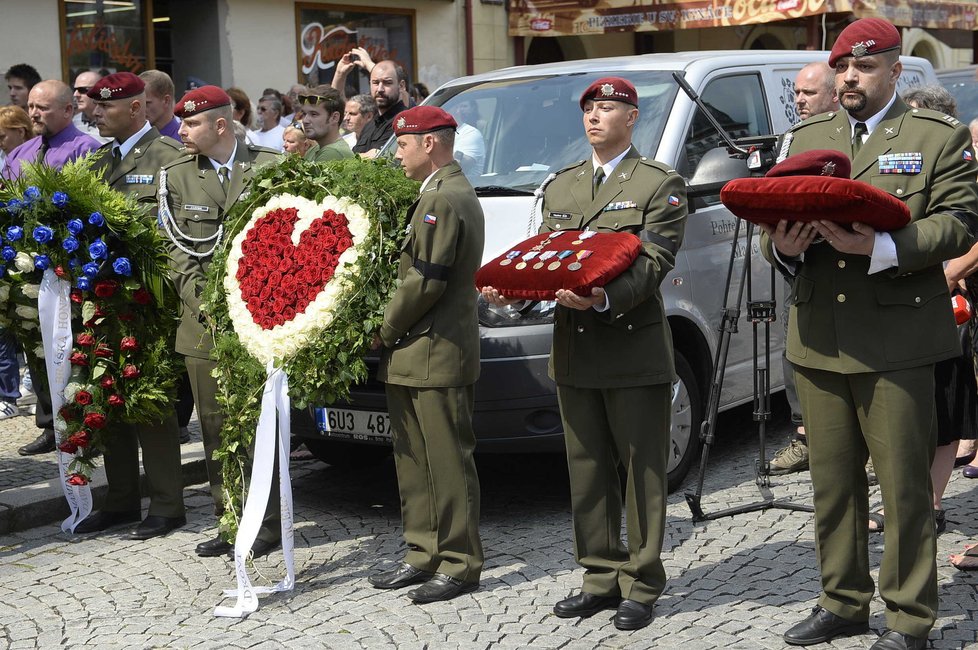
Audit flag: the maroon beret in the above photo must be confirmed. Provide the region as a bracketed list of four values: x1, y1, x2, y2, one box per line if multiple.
[174, 85, 231, 118]
[766, 149, 851, 179]
[579, 77, 638, 110]
[828, 18, 901, 68]
[87, 72, 145, 101]
[393, 106, 457, 136]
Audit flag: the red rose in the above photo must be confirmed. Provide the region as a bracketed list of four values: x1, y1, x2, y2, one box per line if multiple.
[75, 333, 95, 347]
[337, 237, 353, 252]
[75, 390, 93, 406]
[322, 234, 338, 249]
[70, 352, 89, 367]
[70, 289, 84, 304]
[265, 241, 284, 257]
[59, 440, 79, 454]
[277, 258, 292, 273]
[94, 305, 107, 317]
[68, 430, 91, 447]
[120, 336, 139, 352]
[281, 306, 296, 321]
[132, 288, 152, 305]
[94, 280, 118, 298]
[66, 473, 89, 486]
[84, 412, 107, 429]
[94, 344, 113, 358]
[55, 265, 67, 278]
[118, 312, 135, 322]
[122, 364, 140, 379]
[58, 405, 75, 421]
[108, 394, 125, 407]
[100, 376, 115, 389]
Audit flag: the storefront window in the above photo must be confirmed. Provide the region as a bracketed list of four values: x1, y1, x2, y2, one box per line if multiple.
[61, 0, 150, 78]
[296, 3, 416, 92]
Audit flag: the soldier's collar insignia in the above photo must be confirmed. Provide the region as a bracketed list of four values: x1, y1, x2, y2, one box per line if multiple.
[618, 172, 628, 180]
[885, 127, 895, 135]
[600, 83, 615, 97]
[133, 147, 141, 155]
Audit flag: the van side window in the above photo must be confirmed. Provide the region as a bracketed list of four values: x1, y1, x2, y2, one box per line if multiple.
[680, 74, 771, 195]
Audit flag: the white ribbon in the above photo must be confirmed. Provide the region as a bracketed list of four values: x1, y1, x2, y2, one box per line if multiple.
[37, 268, 92, 532]
[214, 361, 295, 617]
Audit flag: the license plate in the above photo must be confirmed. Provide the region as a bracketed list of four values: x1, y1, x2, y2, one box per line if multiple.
[315, 407, 391, 442]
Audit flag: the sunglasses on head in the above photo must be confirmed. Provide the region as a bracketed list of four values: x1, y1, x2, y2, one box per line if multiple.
[298, 94, 331, 106]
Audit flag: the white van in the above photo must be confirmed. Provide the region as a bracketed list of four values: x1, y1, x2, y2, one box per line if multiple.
[295, 51, 937, 490]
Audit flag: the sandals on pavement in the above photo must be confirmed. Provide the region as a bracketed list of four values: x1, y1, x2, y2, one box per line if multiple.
[950, 543, 978, 571]
[867, 509, 945, 535]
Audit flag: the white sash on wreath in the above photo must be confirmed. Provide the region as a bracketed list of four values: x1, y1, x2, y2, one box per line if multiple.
[214, 361, 295, 617]
[37, 268, 93, 532]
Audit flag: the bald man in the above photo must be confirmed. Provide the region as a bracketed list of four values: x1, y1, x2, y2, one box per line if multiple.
[793, 62, 839, 121]
[72, 70, 110, 143]
[2, 80, 99, 181]
[353, 60, 408, 158]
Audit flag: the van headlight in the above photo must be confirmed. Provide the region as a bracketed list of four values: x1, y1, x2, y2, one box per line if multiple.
[478, 296, 556, 327]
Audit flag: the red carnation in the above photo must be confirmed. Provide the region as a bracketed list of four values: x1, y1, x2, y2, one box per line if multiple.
[66, 473, 89, 486]
[120, 336, 139, 352]
[75, 390, 93, 406]
[122, 364, 140, 379]
[83, 412, 107, 429]
[94, 344, 113, 358]
[70, 289, 84, 304]
[75, 333, 95, 347]
[132, 288, 152, 305]
[107, 394, 125, 407]
[69, 352, 89, 367]
[94, 280, 118, 298]
[100, 376, 115, 389]
[59, 440, 79, 454]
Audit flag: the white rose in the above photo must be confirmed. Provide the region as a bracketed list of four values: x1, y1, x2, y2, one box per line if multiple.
[15, 305, 39, 320]
[20, 283, 40, 299]
[0, 284, 10, 302]
[14, 252, 34, 273]
[63, 382, 82, 402]
[19, 320, 37, 331]
[0, 315, 10, 328]
[33, 344, 44, 359]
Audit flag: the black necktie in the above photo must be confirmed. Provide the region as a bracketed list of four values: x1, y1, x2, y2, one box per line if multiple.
[38, 138, 49, 162]
[852, 122, 868, 157]
[592, 166, 605, 198]
[112, 147, 122, 165]
[217, 167, 229, 198]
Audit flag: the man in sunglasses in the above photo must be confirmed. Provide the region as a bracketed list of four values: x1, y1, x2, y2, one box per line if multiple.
[299, 86, 353, 163]
[71, 70, 109, 144]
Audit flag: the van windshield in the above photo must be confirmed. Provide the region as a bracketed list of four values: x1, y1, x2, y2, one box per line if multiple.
[387, 71, 679, 193]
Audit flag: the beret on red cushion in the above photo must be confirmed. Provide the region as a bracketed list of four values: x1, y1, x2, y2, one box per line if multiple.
[476, 230, 642, 301]
[720, 176, 910, 231]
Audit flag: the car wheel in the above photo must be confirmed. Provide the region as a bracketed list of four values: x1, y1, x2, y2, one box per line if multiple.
[302, 438, 392, 468]
[667, 351, 703, 492]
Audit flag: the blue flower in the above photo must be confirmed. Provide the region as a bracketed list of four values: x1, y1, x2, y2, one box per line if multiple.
[6, 226, 23, 242]
[23, 186, 41, 202]
[88, 212, 105, 227]
[1, 246, 15, 261]
[112, 257, 132, 277]
[32, 226, 54, 244]
[68, 257, 80, 269]
[34, 255, 50, 271]
[76, 277, 91, 291]
[67, 219, 84, 235]
[62, 236, 79, 253]
[88, 238, 108, 260]
[82, 262, 100, 278]
[52, 191, 69, 208]
[5, 200, 22, 215]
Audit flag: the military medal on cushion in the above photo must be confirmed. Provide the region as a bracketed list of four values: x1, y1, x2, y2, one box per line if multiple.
[499, 250, 520, 266]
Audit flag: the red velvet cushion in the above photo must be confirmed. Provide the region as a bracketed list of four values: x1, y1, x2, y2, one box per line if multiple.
[720, 176, 910, 231]
[476, 230, 642, 300]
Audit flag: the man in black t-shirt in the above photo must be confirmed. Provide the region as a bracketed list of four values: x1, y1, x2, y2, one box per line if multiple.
[353, 60, 407, 159]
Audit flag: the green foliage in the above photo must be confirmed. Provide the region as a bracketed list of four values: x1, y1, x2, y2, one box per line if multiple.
[203, 155, 417, 538]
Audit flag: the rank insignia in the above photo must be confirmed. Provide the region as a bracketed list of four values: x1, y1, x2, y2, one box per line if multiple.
[965, 150, 974, 162]
[878, 152, 922, 174]
[124, 174, 154, 184]
[423, 214, 437, 225]
[668, 195, 681, 206]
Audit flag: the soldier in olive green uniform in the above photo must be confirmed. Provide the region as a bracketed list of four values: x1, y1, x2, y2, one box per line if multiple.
[72, 72, 187, 540]
[158, 86, 283, 558]
[371, 106, 485, 604]
[762, 19, 978, 650]
[485, 77, 686, 631]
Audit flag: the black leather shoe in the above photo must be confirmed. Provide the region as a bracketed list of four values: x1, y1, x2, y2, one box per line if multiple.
[613, 599, 654, 630]
[72, 509, 141, 534]
[870, 630, 927, 650]
[196, 535, 232, 557]
[129, 515, 186, 540]
[784, 606, 869, 646]
[408, 574, 479, 603]
[553, 591, 621, 618]
[248, 538, 280, 559]
[18, 429, 55, 456]
[368, 562, 434, 590]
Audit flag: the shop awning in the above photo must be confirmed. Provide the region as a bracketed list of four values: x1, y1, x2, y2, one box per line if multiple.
[508, 0, 978, 37]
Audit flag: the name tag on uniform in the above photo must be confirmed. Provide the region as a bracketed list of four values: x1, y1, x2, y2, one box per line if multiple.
[124, 174, 154, 184]
[184, 204, 210, 212]
[550, 212, 573, 220]
[878, 153, 922, 174]
[604, 200, 637, 212]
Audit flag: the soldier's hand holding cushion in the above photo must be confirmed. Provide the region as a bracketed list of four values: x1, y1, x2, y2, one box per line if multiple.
[759, 219, 817, 258]
[554, 286, 606, 311]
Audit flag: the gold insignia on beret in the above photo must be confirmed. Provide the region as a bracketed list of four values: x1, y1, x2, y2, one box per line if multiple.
[100, 87, 113, 99]
[397, 117, 406, 129]
[821, 162, 836, 176]
[600, 83, 615, 96]
[184, 100, 197, 112]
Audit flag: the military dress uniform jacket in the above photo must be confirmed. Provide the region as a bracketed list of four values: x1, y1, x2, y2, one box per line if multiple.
[159, 143, 281, 358]
[541, 147, 687, 388]
[378, 161, 485, 388]
[762, 98, 978, 374]
[89, 127, 182, 211]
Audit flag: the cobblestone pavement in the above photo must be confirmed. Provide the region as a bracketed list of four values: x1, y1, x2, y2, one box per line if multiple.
[0, 400, 976, 649]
